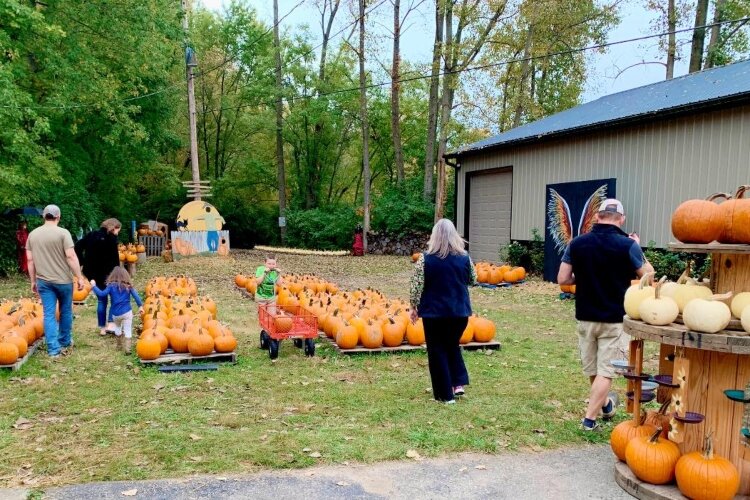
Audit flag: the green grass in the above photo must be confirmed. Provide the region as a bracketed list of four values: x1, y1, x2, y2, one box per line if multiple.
[0, 251, 661, 488]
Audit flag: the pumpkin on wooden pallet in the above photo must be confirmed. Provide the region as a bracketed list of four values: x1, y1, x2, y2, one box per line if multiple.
[675, 432, 739, 500]
[610, 412, 657, 462]
[0, 341, 20, 365]
[625, 427, 681, 485]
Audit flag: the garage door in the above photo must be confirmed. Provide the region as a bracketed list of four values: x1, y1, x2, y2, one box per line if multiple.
[467, 169, 512, 262]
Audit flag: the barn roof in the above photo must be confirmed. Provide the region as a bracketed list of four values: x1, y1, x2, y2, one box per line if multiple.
[448, 58, 750, 159]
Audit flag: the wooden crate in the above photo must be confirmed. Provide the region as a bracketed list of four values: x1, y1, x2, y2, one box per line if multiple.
[0, 338, 44, 371]
[139, 349, 237, 365]
[139, 235, 166, 257]
[317, 333, 501, 355]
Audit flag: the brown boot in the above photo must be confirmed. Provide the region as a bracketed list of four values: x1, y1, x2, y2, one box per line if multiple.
[116, 334, 124, 351]
[123, 337, 132, 355]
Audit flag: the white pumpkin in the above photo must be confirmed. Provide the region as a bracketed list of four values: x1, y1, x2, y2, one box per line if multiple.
[730, 292, 750, 319]
[683, 296, 732, 334]
[742, 306, 750, 333]
[673, 281, 713, 313]
[624, 273, 655, 320]
[660, 281, 680, 299]
[639, 278, 679, 326]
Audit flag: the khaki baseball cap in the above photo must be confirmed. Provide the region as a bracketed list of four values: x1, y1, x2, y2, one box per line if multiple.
[599, 199, 624, 215]
[42, 204, 61, 218]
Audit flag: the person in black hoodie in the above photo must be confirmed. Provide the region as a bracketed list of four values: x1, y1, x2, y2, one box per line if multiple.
[75, 218, 121, 335]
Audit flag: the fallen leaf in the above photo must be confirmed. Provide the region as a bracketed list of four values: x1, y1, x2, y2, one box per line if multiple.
[406, 449, 422, 460]
[189, 433, 202, 441]
[216, 477, 227, 481]
[152, 383, 165, 391]
[532, 428, 546, 435]
[121, 489, 138, 496]
[475, 465, 487, 470]
[343, 436, 354, 441]
[302, 447, 312, 452]
[189, 456, 202, 462]
[336, 481, 350, 487]
[309, 451, 322, 458]
[459, 467, 468, 472]
[13, 417, 33, 430]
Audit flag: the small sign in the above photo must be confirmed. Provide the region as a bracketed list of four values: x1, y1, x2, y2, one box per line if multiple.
[278, 217, 286, 227]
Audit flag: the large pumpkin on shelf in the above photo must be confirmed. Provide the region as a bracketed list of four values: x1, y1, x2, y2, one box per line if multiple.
[624, 274, 655, 320]
[625, 427, 681, 485]
[675, 433, 739, 500]
[671, 193, 730, 243]
[719, 185, 750, 244]
[683, 296, 731, 333]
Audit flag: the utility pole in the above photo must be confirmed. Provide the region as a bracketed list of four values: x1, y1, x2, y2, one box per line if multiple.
[274, 0, 287, 244]
[358, 0, 370, 253]
[182, 0, 202, 200]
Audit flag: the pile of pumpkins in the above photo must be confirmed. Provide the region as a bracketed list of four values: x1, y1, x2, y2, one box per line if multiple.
[611, 412, 739, 499]
[234, 273, 338, 298]
[136, 276, 236, 360]
[475, 262, 527, 284]
[625, 269, 750, 334]
[671, 185, 750, 244]
[0, 299, 44, 365]
[118, 243, 145, 264]
[286, 286, 496, 350]
[137, 227, 165, 237]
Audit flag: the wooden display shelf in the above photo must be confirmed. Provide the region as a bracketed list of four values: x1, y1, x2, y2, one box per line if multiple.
[624, 317, 750, 354]
[139, 349, 237, 365]
[614, 461, 750, 500]
[668, 242, 750, 254]
[0, 338, 43, 371]
[317, 333, 501, 355]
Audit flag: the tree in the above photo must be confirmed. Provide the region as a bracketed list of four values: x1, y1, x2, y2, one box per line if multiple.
[391, 0, 404, 184]
[689, 0, 710, 72]
[423, 0, 444, 200]
[273, 0, 287, 244]
[358, 0, 371, 251]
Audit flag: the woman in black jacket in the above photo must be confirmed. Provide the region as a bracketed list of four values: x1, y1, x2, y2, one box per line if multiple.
[75, 218, 121, 335]
[410, 218, 477, 404]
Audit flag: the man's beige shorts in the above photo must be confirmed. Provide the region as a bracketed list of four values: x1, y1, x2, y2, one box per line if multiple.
[577, 321, 628, 378]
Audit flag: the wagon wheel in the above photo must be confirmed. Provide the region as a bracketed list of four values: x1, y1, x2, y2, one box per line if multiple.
[304, 338, 315, 357]
[293, 339, 303, 348]
[259, 330, 270, 350]
[268, 339, 280, 360]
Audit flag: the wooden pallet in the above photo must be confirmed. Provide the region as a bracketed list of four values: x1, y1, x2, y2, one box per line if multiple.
[138, 349, 237, 365]
[474, 280, 526, 289]
[317, 333, 501, 355]
[0, 339, 44, 371]
[139, 235, 166, 257]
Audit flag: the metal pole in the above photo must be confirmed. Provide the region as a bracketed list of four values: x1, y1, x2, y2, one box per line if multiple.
[182, 0, 201, 200]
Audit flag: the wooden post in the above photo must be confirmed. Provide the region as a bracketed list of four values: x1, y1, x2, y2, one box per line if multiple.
[182, 0, 201, 200]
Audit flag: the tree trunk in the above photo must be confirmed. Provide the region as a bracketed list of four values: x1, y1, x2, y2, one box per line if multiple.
[391, 0, 404, 185]
[359, 0, 371, 252]
[705, 0, 726, 68]
[423, 0, 444, 201]
[666, 0, 676, 79]
[434, 0, 454, 222]
[688, 0, 709, 73]
[318, 0, 340, 84]
[512, 25, 533, 128]
[274, 0, 287, 243]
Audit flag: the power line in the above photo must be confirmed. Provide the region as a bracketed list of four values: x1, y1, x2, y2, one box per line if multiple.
[197, 15, 750, 116]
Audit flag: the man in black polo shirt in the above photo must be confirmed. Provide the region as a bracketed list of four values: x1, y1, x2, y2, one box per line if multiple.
[558, 199, 654, 431]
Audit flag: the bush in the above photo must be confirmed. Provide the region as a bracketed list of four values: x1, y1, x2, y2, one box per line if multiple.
[643, 241, 710, 281]
[370, 179, 434, 236]
[498, 228, 544, 275]
[286, 206, 358, 250]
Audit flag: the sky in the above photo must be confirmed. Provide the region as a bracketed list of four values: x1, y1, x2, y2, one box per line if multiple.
[198, 0, 692, 103]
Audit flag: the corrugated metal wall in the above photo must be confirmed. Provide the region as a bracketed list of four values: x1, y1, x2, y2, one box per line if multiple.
[456, 104, 750, 247]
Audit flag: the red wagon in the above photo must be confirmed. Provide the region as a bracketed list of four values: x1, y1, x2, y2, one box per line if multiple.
[258, 303, 318, 359]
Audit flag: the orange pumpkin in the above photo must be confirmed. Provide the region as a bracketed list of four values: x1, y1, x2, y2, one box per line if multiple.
[214, 330, 237, 353]
[0, 341, 20, 364]
[411, 252, 421, 263]
[472, 317, 496, 342]
[671, 192, 730, 244]
[136, 337, 161, 360]
[235, 274, 248, 288]
[719, 185, 750, 243]
[610, 416, 657, 462]
[405, 317, 425, 345]
[360, 321, 383, 348]
[625, 427, 681, 485]
[459, 318, 474, 344]
[675, 432, 739, 500]
[1, 332, 28, 358]
[188, 329, 214, 356]
[274, 315, 293, 333]
[167, 327, 190, 353]
[382, 318, 405, 347]
[336, 322, 359, 349]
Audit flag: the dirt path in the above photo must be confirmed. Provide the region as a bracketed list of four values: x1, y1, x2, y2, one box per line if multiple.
[32, 445, 630, 499]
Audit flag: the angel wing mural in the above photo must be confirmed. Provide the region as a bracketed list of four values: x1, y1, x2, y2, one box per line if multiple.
[547, 183, 608, 254]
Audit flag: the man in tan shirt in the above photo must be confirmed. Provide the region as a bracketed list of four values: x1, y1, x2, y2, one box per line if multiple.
[26, 205, 86, 358]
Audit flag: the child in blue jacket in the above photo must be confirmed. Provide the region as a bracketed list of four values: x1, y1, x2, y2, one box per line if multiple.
[92, 266, 143, 354]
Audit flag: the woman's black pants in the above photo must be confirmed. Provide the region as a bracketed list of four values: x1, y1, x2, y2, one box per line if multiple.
[422, 317, 469, 402]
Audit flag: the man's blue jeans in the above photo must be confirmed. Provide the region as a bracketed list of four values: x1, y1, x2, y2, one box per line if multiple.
[37, 279, 73, 356]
